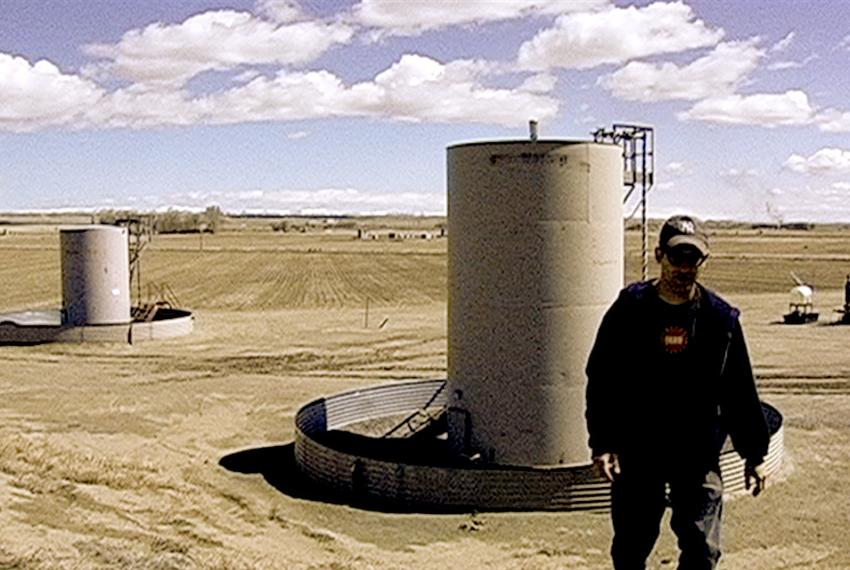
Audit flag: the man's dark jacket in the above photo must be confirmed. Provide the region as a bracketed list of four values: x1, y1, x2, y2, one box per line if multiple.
[585, 281, 770, 471]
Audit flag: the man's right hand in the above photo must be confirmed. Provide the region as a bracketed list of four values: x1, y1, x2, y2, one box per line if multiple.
[745, 461, 767, 496]
[592, 452, 621, 482]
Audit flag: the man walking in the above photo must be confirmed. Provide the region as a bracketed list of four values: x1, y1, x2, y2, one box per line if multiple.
[585, 215, 770, 570]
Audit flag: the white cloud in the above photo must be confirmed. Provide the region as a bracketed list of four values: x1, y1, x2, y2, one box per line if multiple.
[770, 31, 795, 53]
[766, 183, 850, 222]
[82, 55, 555, 129]
[353, 56, 558, 125]
[721, 167, 761, 178]
[84, 10, 354, 86]
[832, 182, 850, 190]
[204, 69, 363, 124]
[664, 161, 692, 176]
[351, 0, 609, 36]
[2, 52, 559, 131]
[679, 90, 815, 127]
[767, 61, 799, 71]
[233, 69, 262, 84]
[519, 73, 558, 93]
[718, 168, 764, 203]
[254, 188, 446, 214]
[784, 148, 850, 174]
[82, 85, 203, 129]
[517, 1, 723, 70]
[119, 187, 446, 215]
[766, 29, 816, 72]
[0, 53, 104, 131]
[286, 130, 309, 140]
[767, 53, 817, 71]
[201, 54, 559, 127]
[255, 0, 302, 23]
[815, 108, 850, 132]
[601, 40, 763, 101]
[839, 34, 850, 50]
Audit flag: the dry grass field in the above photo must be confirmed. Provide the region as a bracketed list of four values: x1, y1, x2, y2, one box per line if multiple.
[1, 217, 850, 569]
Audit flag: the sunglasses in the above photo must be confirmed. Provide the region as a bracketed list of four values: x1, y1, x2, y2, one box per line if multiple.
[665, 248, 707, 267]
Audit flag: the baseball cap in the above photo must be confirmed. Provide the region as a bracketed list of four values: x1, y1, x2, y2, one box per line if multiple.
[659, 215, 709, 256]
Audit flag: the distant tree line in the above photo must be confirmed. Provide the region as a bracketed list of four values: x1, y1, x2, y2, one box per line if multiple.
[97, 206, 224, 234]
[270, 218, 358, 232]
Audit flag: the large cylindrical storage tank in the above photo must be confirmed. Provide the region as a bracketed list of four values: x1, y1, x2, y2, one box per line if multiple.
[60, 226, 131, 326]
[447, 141, 623, 467]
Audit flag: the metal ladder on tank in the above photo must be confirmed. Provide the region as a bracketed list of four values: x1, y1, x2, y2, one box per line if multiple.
[131, 283, 181, 322]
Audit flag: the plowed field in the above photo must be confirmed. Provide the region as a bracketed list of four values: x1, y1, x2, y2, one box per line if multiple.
[1, 221, 850, 569]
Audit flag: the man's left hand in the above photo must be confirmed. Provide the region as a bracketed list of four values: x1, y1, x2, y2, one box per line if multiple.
[744, 462, 767, 497]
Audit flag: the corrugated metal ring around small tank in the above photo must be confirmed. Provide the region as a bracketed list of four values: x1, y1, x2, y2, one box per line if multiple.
[0, 307, 194, 344]
[293, 379, 785, 511]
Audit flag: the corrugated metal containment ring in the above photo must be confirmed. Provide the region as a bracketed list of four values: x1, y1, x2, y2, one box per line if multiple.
[293, 379, 785, 511]
[0, 308, 194, 344]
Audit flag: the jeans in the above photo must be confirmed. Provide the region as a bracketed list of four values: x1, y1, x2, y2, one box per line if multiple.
[610, 467, 723, 570]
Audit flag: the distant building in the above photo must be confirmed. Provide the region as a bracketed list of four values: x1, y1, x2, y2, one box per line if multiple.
[358, 230, 435, 240]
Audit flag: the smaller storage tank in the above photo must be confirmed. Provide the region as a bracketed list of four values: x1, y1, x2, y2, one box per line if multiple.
[783, 284, 818, 324]
[789, 285, 813, 307]
[61, 226, 131, 326]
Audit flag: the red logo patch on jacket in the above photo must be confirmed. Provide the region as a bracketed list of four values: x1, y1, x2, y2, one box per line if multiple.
[663, 325, 689, 353]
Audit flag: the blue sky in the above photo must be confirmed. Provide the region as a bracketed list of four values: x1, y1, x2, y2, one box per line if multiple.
[2, 0, 850, 222]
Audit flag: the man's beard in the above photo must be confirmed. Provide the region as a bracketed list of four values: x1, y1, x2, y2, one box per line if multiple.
[670, 273, 696, 294]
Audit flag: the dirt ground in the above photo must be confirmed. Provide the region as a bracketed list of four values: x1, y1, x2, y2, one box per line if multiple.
[2, 226, 850, 569]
